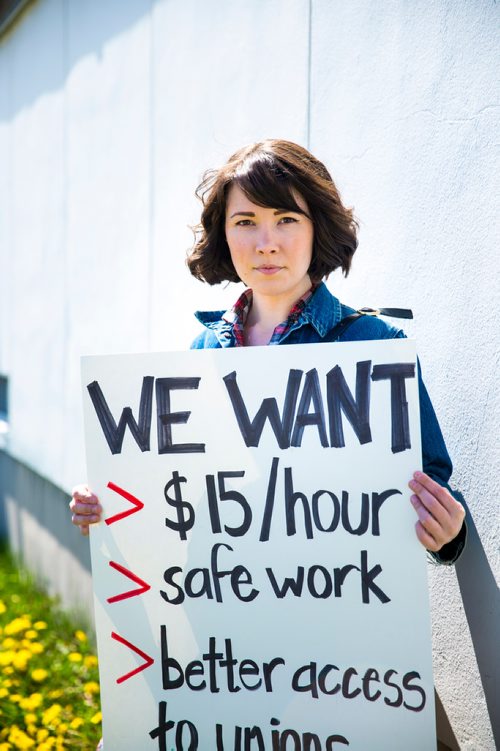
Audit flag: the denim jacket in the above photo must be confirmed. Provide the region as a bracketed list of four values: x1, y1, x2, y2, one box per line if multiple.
[192, 282, 466, 564]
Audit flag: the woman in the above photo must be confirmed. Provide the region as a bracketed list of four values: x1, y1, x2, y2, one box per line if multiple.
[71, 139, 466, 563]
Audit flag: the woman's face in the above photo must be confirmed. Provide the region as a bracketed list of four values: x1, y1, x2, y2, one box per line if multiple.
[224, 183, 314, 302]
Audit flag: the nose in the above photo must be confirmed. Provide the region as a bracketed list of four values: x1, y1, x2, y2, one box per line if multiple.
[255, 226, 278, 254]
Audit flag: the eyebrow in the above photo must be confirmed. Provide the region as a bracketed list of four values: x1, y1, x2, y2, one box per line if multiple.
[228, 208, 301, 219]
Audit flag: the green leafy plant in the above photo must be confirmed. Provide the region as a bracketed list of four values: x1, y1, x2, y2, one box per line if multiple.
[0, 545, 101, 749]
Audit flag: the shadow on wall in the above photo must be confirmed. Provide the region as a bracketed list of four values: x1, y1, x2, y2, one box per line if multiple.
[0, 449, 91, 574]
[454, 497, 500, 749]
[435, 689, 460, 750]
[1, 0, 152, 120]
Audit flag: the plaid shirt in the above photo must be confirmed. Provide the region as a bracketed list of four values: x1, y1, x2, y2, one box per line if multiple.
[222, 286, 317, 346]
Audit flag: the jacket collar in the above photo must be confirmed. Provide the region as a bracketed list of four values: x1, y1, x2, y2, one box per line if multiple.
[294, 281, 342, 337]
[194, 282, 342, 345]
[193, 308, 235, 347]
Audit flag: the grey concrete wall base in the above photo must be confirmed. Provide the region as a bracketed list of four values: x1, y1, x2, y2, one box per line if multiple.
[0, 449, 94, 630]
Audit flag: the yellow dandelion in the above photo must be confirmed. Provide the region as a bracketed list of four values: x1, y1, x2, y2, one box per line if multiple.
[0, 600, 6, 614]
[69, 718, 83, 729]
[41, 703, 61, 727]
[3, 666, 14, 675]
[37, 741, 56, 751]
[83, 681, 100, 695]
[30, 669, 48, 683]
[83, 654, 98, 668]
[0, 650, 15, 666]
[48, 690, 62, 699]
[9, 693, 22, 703]
[36, 728, 49, 742]
[33, 622, 47, 631]
[12, 649, 32, 671]
[0, 742, 11, 751]
[4, 616, 31, 635]
[8, 726, 35, 748]
[90, 710, 102, 724]
[24, 630, 37, 640]
[26, 725, 37, 738]
[74, 630, 87, 642]
[28, 643, 43, 655]
[24, 713, 37, 725]
[67, 652, 82, 663]
[19, 693, 42, 711]
[2, 637, 16, 649]
[0, 688, 8, 699]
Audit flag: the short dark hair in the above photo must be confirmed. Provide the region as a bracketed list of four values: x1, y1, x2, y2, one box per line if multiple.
[187, 139, 358, 284]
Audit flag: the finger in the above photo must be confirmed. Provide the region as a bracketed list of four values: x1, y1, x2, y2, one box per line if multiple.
[410, 493, 464, 550]
[72, 512, 101, 528]
[409, 472, 460, 514]
[410, 471, 443, 496]
[414, 520, 441, 551]
[408, 473, 465, 528]
[71, 486, 100, 505]
[70, 500, 102, 517]
[408, 483, 450, 532]
[410, 494, 443, 539]
[410, 475, 465, 533]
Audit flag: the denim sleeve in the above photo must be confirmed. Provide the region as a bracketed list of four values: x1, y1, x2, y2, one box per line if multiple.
[417, 362, 467, 564]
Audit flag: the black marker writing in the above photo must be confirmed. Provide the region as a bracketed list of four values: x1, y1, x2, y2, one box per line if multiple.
[87, 375, 205, 455]
[164, 471, 195, 541]
[149, 701, 198, 750]
[327, 360, 372, 448]
[206, 471, 252, 537]
[265, 550, 390, 605]
[371, 363, 415, 453]
[160, 543, 259, 606]
[223, 369, 303, 449]
[156, 377, 205, 454]
[223, 360, 415, 452]
[87, 376, 154, 455]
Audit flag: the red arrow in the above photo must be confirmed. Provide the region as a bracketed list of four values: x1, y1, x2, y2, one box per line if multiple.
[105, 482, 144, 525]
[107, 561, 151, 604]
[111, 632, 154, 684]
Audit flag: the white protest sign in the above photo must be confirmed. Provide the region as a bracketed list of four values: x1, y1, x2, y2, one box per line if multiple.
[81, 339, 436, 751]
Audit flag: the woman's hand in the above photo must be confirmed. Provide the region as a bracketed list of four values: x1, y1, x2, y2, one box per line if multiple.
[408, 471, 465, 552]
[69, 485, 103, 536]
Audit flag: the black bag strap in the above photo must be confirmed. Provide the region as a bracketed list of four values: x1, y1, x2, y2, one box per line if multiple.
[330, 306, 413, 340]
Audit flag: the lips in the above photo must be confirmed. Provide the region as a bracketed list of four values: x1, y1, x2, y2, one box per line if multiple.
[255, 265, 283, 275]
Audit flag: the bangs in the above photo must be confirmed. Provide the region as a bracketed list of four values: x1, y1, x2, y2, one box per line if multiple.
[232, 153, 309, 216]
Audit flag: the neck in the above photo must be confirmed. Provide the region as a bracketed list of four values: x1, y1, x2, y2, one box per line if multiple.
[244, 280, 314, 346]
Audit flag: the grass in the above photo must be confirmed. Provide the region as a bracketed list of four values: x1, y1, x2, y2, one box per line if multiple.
[0, 544, 101, 750]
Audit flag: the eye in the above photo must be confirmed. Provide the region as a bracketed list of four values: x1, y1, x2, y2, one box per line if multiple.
[235, 219, 255, 226]
[278, 216, 299, 224]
